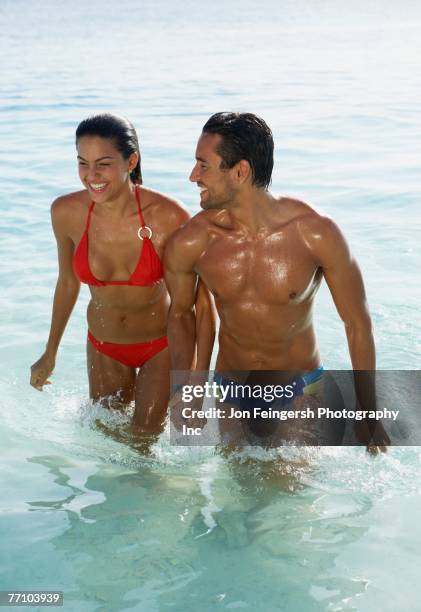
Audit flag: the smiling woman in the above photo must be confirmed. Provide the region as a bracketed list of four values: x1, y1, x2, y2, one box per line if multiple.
[30, 113, 214, 435]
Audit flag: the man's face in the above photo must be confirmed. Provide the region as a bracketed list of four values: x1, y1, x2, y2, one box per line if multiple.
[190, 132, 237, 210]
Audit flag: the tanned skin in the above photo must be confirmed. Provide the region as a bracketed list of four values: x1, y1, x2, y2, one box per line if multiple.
[30, 135, 214, 436]
[165, 132, 389, 453]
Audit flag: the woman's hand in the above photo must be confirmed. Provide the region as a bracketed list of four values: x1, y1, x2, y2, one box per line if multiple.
[30, 352, 56, 391]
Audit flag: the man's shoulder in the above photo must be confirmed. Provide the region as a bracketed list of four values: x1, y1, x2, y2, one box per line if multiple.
[277, 196, 339, 235]
[281, 197, 350, 265]
[170, 210, 211, 242]
[164, 211, 210, 268]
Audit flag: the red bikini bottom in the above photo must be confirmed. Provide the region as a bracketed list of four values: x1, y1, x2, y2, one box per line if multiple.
[88, 331, 168, 368]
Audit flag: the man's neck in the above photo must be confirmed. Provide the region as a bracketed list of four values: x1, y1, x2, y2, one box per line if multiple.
[225, 189, 275, 236]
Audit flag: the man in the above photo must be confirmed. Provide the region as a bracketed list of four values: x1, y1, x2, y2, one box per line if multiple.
[165, 112, 389, 452]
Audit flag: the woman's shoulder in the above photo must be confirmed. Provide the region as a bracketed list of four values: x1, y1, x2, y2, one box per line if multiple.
[139, 185, 190, 232]
[51, 189, 90, 218]
[50, 190, 91, 237]
[140, 185, 187, 214]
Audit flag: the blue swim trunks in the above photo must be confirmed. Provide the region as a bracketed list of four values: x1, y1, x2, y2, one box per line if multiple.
[213, 366, 324, 412]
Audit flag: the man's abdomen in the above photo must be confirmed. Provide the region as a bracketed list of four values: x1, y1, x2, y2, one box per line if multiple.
[216, 301, 320, 371]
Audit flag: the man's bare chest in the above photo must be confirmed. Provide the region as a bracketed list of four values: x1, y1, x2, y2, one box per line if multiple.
[197, 234, 321, 304]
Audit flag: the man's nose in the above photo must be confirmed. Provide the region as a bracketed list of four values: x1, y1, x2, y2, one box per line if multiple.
[189, 164, 199, 182]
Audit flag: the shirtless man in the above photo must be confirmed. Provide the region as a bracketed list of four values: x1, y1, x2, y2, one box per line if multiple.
[165, 112, 389, 452]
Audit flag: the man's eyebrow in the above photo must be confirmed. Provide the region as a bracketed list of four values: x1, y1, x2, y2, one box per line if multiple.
[77, 155, 115, 161]
[196, 156, 207, 163]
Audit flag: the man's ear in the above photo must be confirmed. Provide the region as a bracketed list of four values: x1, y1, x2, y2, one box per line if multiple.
[236, 159, 251, 184]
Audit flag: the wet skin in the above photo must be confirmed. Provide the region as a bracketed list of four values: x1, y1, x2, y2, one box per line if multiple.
[189, 198, 324, 372]
[30, 136, 193, 434]
[166, 132, 371, 373]
[165, 132, 389, 451]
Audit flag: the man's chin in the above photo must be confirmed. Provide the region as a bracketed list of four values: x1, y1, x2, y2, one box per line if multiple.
[200, 198, 223, 211]
[200, 200, 213, 210]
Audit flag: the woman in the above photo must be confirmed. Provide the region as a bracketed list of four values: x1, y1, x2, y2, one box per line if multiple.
[30, 113, 214, 434]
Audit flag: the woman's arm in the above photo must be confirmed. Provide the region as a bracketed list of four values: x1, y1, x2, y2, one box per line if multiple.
[30, 197, 81, 390]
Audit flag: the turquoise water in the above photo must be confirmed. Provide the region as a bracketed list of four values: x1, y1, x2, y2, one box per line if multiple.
[1, 0, 421, 610]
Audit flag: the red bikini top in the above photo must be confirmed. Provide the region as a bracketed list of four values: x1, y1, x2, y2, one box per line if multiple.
[73, 185, 163, 287]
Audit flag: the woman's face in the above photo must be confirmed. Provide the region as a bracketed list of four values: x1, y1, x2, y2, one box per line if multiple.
[77, 135, 138, 202]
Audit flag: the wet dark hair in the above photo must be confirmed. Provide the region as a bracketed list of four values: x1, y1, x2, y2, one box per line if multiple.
[202, 112, 274, 189]
[75, 113, 142, 184]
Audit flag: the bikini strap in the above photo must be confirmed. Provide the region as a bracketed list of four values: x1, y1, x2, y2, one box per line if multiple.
[135, 184, 153, 240]
[135, 184, 146, 227]
[85, 200, 96, 231]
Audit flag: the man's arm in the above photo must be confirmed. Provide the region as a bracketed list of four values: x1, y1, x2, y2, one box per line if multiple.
[308, 215, 389, 451]
[164, 221, 214, 432]
[164, 219, 213, 372]
[195, 280, 216, 370]
[311, 217, 374, 369]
